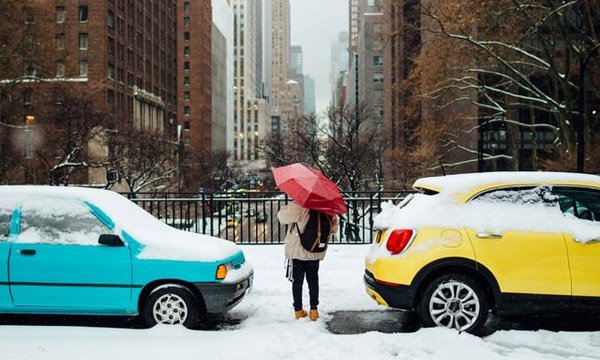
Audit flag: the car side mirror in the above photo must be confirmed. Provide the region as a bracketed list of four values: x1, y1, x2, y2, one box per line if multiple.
[98, 234, 125, 247]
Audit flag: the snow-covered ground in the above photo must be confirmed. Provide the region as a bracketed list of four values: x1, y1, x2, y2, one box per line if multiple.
[1, 245, 599, 360]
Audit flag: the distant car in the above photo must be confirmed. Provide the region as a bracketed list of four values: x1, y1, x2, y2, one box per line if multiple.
[256, 212, 268, 223]
[0, 186, 253, 329]
[226, 217, 240, 228]
[365, 172, 600, 334]
[244, 208, 256, 217]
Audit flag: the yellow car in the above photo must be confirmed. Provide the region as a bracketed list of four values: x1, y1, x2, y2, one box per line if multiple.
[365, 172, 600, 333]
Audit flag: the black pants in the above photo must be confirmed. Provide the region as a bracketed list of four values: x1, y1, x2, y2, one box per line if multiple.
[291, 259, 320, 311]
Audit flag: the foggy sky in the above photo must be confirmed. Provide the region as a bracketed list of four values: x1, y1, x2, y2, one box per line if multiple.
[290, 0, 349, 114]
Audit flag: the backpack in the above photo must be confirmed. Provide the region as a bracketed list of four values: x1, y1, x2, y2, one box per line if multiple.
[295, 210, 331, 253]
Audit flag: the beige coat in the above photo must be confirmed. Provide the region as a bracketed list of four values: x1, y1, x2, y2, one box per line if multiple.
[277, 202, 338, 261]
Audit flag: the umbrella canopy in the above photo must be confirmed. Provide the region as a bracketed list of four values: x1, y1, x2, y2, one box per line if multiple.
[272, 163, 347, 215]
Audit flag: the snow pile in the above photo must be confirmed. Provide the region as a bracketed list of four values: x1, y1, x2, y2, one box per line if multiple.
[374, 189, 600, 243]
[1, 246, 598, 360]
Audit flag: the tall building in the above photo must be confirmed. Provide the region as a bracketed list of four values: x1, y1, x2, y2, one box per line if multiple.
[3, 1, 179, 183]
[178, 0, 213, 183]
[330, 31, 349, 109]
[357, 2, 383, 125]
[212, 0, 234, 151]
[232, 0, 269, 171]
[270, 0, 291, 127]
[303, 75, 316, 115]
[289, 45, 303, 78]
[382, 0, 421, 150]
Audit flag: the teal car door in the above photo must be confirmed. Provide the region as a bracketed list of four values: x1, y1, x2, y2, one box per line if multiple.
[9, 198, 133, 312]
[0, 207, 13, 309]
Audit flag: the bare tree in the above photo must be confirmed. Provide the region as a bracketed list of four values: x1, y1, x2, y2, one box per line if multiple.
[407, 0, 599, 171]
[260, 103, 387, 191]
[106, 123, 183, 197]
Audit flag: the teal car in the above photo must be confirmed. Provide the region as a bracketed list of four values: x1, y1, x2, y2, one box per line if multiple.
[0, 186, 253, 328]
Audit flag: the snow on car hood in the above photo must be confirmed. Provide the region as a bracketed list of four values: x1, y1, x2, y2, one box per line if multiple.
[375, 192, 600, 244]
[0, 186, 242, 262]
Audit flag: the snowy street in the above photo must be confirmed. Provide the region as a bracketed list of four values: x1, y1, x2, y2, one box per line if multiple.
[1, 245, 598, 360]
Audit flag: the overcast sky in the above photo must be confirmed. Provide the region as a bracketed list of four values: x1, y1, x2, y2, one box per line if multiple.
[290, 0, 348, 114]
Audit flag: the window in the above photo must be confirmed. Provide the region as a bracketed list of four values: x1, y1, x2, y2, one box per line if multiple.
[184, 16, 190, 26]
[79, 33, 89, 50]
[184, 61, 190, 71]
[184, 121, 190, 129]
[373, 56, 383, 66]
[79, 5, 89, 22]
[373, 73, 384, 83]
[184, 32, 190, 41]
[107, 10, 114, 28]
[107, 37, 115, 55]
[184, 46, 190, 56]
[23, 62, 36, 76]
[24, 7, 35, 24]
[25, 35, 34, 50]
[184, 2, 191, 11]
[55, 6, 65, 23]
[184, 91, 190, 101]
[554, 187, 600, 222]
[184, 77, 190, 86]
[107, 89, 114, 104]
[55, 33, 65, 50]
[108, 63, 115, 79]
[184, 106, 190, 116]
[79, 60, 89, 77]
[56, 61, 65, 77]
[23, 88, 33, 105]
[19, 199, 108, 246]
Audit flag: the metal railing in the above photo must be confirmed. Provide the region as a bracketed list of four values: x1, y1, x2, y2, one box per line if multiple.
[124, 190, 415, 245]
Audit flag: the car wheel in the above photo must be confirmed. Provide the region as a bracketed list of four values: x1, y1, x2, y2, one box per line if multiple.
[418, 273, 489, 334]
[143, 284, 202, 329]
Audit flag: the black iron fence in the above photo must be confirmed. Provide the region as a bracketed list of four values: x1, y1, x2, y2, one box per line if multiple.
[124, 191, 414, 245]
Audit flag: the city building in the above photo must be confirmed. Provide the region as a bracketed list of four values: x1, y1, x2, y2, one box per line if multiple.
[212, 0, 234, 152]
[357, 7, 383, 127]
[231, 0, 270, 172]
[178, 0, 213, 184]
[2, 0, 180, 185]
[269, 0, 291, 128]
[303, 75, 315, 115]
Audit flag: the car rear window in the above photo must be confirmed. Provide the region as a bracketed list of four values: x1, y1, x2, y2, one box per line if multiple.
[472, 186, 556, 206]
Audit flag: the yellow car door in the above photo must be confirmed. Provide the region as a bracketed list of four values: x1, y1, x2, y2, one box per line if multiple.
[465, 186, 571, 296]
[553, 186, 600, 298]
[466, 229, 571, 295]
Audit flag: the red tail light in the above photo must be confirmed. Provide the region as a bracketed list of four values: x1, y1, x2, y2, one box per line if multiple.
[386, 229, 414, 255]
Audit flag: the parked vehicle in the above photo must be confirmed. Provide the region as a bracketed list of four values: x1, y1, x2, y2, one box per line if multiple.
[365, 172, 600, 334]
[0, 186, 253, 329]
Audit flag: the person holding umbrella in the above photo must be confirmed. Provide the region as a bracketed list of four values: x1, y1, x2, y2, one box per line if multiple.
[273, 164, 347, 321]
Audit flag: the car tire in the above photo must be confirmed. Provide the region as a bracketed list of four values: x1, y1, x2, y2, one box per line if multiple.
[418, 273, 489, 334]
[142, 284, 202, 329]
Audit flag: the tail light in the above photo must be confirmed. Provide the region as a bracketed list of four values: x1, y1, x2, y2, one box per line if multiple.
[386, 229, 414, 255]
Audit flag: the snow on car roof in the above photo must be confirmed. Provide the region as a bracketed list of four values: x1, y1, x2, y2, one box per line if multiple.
[414, 171, 600, 195]
[0, 186, 241, 262]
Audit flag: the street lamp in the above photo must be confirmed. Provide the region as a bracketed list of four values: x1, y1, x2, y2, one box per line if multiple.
[577, 43, 600, 173]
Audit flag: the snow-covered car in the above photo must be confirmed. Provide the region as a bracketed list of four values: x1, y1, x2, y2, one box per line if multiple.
[365, 172, 600, 334]
[0, 186, 253, 329]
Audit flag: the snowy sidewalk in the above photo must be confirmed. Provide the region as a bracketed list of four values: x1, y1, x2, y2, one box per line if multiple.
[1, 245, 599, 360]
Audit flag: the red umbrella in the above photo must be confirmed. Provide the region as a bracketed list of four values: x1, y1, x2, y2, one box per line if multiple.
[272, 163, 347, 215]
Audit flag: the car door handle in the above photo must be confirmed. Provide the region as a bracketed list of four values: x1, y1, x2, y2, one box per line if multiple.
[476, 232, 503, 239]
[19, 249, 37, 256]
